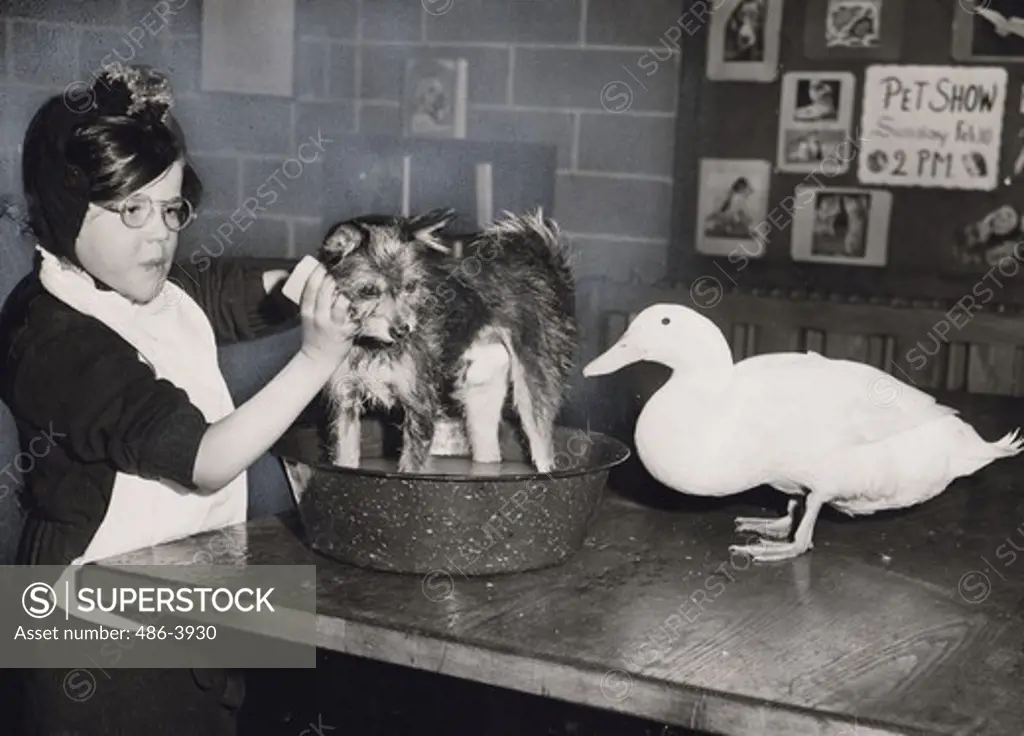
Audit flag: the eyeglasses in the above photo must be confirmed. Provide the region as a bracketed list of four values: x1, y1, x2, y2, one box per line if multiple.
[101, 193, 195, 232]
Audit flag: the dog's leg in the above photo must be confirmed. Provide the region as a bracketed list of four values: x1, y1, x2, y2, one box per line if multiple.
[508, 354, 558, 473]
[456, 340, 510, 464]
[327, 369, 363, 468]
[393, 353, 437, 473]
[330, 407, 362, 468]
[399, 407, 435, 473]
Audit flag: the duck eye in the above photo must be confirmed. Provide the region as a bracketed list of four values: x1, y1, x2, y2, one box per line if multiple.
[661, 317, 670, 325]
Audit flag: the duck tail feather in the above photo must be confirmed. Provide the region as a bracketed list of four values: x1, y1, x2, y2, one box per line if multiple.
[991, 428, 1024, 456]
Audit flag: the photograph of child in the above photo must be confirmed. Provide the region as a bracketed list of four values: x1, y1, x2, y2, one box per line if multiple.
[791, 186, 892, 266]
[402, 57, 468, 138]
[696, 159, 771, 257]
[705, 177, 757, 237]
[777, 72, 855, 173]
[407, 65, 455, 136]
[826, 0, 882, 48]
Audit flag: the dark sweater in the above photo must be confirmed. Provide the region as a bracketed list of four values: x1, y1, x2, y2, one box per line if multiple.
[0, 256, 300, 566]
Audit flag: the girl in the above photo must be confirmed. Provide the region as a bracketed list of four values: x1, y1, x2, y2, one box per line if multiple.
[0, 66, 353, 734]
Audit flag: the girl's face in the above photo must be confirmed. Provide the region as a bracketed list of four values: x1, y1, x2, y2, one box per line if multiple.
[75, 160, 186, 305]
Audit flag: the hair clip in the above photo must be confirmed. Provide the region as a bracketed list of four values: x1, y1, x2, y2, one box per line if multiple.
[103, 64, 174, 122]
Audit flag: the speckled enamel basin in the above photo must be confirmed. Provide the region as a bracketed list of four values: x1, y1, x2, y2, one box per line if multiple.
[271, 417, 630, 576]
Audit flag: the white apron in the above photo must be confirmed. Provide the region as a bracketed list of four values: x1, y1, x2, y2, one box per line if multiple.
[36, 246, 248, 630]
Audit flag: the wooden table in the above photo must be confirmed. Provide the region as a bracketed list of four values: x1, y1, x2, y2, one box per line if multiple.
[95, 392, 1024, 736]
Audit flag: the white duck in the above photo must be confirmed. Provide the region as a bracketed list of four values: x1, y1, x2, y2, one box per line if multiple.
[583, 303, 1024, 562]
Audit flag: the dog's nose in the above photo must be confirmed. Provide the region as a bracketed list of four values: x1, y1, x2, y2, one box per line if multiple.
[389, 324, 411, 340]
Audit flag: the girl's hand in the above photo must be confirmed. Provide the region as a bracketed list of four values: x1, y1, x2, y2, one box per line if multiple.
[298, 264, 355, 365]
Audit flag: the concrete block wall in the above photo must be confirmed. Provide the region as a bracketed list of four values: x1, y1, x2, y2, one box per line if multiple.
[1, 0, 682, 287]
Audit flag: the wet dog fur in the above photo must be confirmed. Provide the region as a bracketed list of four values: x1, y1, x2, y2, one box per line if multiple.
[315, 208, 577, 474]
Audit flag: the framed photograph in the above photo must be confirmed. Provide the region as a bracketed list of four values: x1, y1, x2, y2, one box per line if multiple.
[804, 0, 904, 59]
[695, 159, 772, 257]
[953, 0, 1024, 62]
[776, 72, 856, 173]
[791, 186, 892, 266]
[706, 0, 784, 82]
[401, 57, 468, 139]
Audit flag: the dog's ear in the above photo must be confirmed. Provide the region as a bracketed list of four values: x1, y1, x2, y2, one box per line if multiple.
[320, 222, 363, 264]
[406, 208, 456, 254]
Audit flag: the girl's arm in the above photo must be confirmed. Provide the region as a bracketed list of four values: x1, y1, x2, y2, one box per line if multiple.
[190, 264, 353, 491]
[1, 265, 351, 495]
[189, 349, 338, 491]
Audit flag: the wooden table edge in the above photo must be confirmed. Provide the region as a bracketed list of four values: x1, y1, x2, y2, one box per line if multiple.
[312, 614, 923, 736]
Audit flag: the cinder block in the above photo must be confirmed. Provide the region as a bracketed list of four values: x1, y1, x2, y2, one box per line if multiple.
[514, 48, 677, 112]
[11, 22, 79, 86]
[241, 157, 324, 218]
[327, 43, 355, 99]
[424, 0, 581, 44]
[295, 0, 358, 40]
[296, 38, 328, 99]
[292, 218, 326, 256]
[124, 0, 200, 36]
[361, 0, 422, 42]
[586, 0, 684, 47]
[578, 113, 675, 176]
[358, 103, 402, 136]
[0, 150, 16, 193]
[191, 154, 240, 213]
[467, 108, 574, 169]
[163, 35, 200, 92]
[567, 235, 668, 283]
[177, 210, 291, 264]
[295, 101, 356, 149]
[555, 173, 673, 239]
[7, 0, 123, 26]
[78, 28, 166, 86]
[173, 94, 294, 154]
[0, 86, 62, 151]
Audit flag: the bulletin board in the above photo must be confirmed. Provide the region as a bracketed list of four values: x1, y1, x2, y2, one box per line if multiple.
[670, 0, 1024, 308]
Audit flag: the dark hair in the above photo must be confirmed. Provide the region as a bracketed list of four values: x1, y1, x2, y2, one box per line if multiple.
[63, 115, 203, 209]
[20, 65, 203, 267]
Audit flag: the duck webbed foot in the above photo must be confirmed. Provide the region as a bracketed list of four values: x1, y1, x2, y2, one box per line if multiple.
[730, 495, 824, 563]
[734, 499, 800, 540]
[730, 537, 812, 562]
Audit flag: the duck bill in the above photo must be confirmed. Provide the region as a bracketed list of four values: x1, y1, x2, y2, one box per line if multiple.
[582, 335, 644, 377]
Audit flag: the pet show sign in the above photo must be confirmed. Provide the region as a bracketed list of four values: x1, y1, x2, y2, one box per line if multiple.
[857, 64, 1007, 191]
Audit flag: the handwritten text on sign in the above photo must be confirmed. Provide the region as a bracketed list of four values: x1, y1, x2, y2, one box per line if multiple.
[858, 65, 1007, 191]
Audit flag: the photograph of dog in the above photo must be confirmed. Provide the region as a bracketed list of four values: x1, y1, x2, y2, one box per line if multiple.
[776, 72, 855, 174]
[810, 193, 869, 258]
[791, 186, 892, 267]
[314, 208, 577, 474]
[707, 0, 782, 82]
[724, 0, 766, 61]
